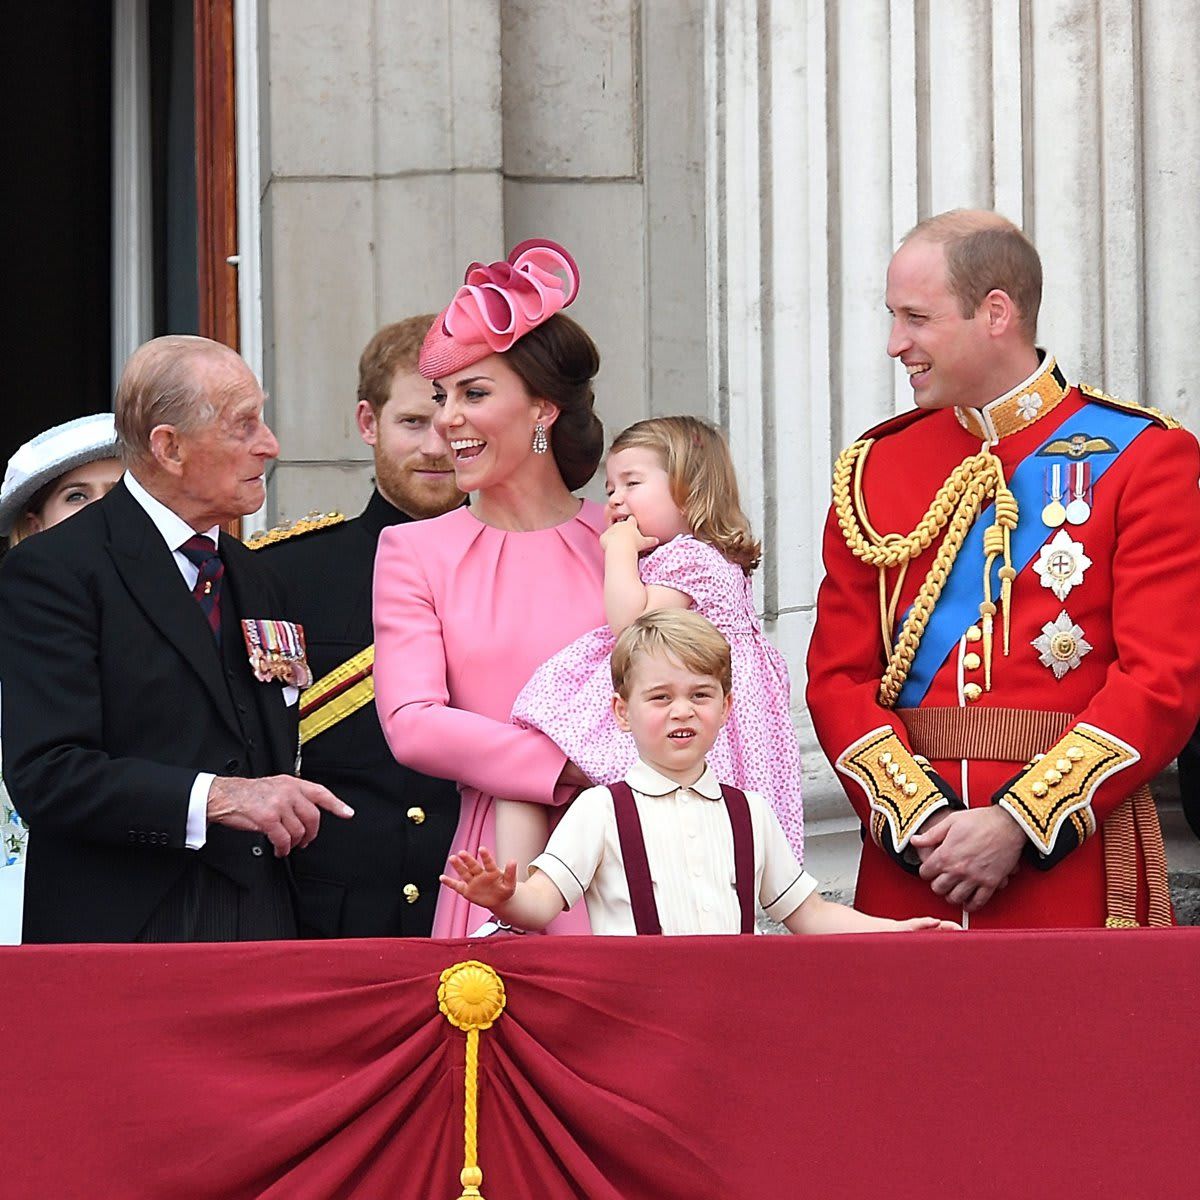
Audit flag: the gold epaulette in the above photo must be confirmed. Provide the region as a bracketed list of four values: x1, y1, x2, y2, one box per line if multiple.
[245, 511, 346, 550]
[1078, 382, 1182, 430]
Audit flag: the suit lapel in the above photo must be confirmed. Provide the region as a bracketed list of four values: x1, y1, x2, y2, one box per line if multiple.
[104, 482, 242, 740]
[221, 534, 298, 773]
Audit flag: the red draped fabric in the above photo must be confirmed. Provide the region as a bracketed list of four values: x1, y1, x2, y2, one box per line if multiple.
[3, 932, 1197, 1198]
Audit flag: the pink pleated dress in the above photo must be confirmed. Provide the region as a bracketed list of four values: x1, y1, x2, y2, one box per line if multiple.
[373, 500, 607, 937]
[512, 535, 805, 860]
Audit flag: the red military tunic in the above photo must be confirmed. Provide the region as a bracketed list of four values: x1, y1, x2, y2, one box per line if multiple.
[806, 355, 1200, 928]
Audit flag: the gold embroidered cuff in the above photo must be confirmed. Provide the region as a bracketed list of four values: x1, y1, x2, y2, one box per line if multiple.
[836, 728, 949, 852]
[997, 723, 1139, 856]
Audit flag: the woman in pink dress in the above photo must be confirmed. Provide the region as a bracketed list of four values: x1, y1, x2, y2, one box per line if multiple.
[373, 240, 605, 936]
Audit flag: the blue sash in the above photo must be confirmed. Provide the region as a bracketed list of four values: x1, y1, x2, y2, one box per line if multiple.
[895, 402, 1152, 707]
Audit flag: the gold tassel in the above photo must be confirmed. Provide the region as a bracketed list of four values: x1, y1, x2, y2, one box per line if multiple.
[438, 961, 508, 1199]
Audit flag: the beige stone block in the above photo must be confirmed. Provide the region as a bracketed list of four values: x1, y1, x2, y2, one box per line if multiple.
[268, 462, 377, 529]
[267, 180, 376, 460]
[375, 0, 502, 173]
[375, 173, 505, 322]
[504, 180, 647, 476]
[502, 0, 638, 178]
[266, 0, 373, 176]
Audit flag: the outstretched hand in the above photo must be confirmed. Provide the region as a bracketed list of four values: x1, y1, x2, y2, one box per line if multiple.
[891, 916, 963, 932]
[600, 515, 659, 556]
[440, 847, 518, 911]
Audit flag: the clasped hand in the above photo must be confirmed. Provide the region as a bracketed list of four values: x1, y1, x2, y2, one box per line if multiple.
[909, 806, 1026, 913]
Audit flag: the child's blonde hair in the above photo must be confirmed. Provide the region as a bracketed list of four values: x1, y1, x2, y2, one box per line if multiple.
[609, 416, 761, 573]
[611, 610, 733, 699]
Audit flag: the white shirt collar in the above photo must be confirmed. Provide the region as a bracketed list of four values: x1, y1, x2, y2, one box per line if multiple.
[123, 470, 220, 552]
[625, 758, 723, 800]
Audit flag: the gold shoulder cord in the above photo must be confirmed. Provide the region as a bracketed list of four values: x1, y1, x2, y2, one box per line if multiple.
[833, 439, 1018, 707]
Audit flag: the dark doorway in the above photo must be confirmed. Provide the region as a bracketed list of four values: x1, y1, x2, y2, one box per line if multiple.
[1, 3, 113, 470]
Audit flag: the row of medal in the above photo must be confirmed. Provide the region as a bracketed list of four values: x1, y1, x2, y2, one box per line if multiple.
[1041, 461, 1092, 527]
[1032, 462, 1094, 679]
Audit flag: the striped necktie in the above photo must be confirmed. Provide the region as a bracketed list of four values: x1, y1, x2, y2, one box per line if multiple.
[179, 534, 224, 644]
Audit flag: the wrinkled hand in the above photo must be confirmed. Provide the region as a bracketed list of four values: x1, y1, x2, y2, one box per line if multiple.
[600, 515, 659, 555]
[911, 806, 1025, 912]
[440, 847, 517, 910]
[207, 775, 354, 857]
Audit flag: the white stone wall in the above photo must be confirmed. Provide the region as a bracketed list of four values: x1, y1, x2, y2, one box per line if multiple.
[258, 0, 707, 519]
[707, 0, 1200, 828]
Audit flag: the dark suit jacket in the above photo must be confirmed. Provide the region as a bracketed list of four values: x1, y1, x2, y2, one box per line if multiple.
[0, 480, 300, 942]
[258, 489, 459, 936]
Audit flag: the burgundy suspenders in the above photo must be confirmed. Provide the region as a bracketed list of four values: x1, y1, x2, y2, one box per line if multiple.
[608, 780, 756, 934]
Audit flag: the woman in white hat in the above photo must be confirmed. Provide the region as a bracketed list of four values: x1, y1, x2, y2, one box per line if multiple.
[0, 413, 122, 942]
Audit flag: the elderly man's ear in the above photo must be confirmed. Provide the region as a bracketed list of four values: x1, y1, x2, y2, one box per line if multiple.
[148, 424, 186, 475]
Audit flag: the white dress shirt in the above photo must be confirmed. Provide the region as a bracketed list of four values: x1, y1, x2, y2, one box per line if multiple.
[123, 471, 220, 850]
[530, 758, 817, 935]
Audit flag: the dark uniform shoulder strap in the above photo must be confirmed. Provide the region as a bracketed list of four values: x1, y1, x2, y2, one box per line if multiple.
[608, 781, 662, 935]
[1078, 382, 1182, 430]
[720, 785, 756, 934]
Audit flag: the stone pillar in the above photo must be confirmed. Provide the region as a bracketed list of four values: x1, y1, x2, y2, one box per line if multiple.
[259, 0, 504, 519]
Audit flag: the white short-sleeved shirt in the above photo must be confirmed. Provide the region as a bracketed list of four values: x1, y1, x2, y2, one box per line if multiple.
[530, 759, 817, 935]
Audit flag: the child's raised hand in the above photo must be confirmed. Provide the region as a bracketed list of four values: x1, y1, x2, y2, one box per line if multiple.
[600, 514, 659, 555]
[440, 847, 518, 910]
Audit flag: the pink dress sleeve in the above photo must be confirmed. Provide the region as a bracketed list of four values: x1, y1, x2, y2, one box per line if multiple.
[372, 525, 570, 805]
[639, 536, 725, 610]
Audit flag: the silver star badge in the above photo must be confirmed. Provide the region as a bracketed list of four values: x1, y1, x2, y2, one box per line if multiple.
[1033, 530, 1093, 601]
[1032, 610, 1093, 680]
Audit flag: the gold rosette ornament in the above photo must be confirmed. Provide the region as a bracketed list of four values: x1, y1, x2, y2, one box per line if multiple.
[438, 961, 508, 1200]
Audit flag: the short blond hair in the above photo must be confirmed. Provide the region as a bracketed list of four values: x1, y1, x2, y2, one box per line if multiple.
[611, 609, 732, 699]
[114, 335, 247, 462]
[903, 209, 1042, 340]
[609, 415, 761, 573]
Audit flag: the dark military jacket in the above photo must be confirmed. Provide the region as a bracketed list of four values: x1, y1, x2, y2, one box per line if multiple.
[256, 490, 459, 936]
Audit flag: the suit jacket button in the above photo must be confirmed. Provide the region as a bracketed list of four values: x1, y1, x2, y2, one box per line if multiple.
[403, 883, 420, 904]
[224, 758, 240, 773]
[406, 806, 426, 825]
[251, 845, 264, 857]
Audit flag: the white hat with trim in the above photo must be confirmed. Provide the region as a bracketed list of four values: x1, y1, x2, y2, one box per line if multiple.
[0, 413, 120, 536]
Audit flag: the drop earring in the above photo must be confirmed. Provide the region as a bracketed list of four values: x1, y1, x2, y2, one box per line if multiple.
[532, 423, 548, 454]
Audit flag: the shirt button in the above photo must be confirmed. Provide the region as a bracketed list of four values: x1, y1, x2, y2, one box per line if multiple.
[406, 807, 426, 825]
[691, 865, 703, 878]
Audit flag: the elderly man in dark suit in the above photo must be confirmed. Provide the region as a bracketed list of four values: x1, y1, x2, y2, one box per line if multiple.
[0, 335, 353, 943]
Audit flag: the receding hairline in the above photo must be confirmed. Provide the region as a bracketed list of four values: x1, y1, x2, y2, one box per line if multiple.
[900, 208, 1022, 247]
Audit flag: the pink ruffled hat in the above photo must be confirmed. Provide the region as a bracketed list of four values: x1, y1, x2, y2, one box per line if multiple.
[418, 239, 580, 380]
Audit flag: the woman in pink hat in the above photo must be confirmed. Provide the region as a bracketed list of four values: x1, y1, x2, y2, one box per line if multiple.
[373, 240, 605, 937]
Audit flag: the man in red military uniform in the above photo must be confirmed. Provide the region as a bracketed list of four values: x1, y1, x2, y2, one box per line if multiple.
[806, 209, 1200, 928]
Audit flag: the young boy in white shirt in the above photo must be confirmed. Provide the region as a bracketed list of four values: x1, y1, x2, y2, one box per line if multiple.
[442, 609, 957, 935]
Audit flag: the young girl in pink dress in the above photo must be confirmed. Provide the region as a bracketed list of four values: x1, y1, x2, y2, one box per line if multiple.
[511, 416, 804, 859]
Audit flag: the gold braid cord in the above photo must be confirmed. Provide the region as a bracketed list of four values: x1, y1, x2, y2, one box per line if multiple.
[833, 439, 1019, 706]
[438, 961, 508, 1200]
